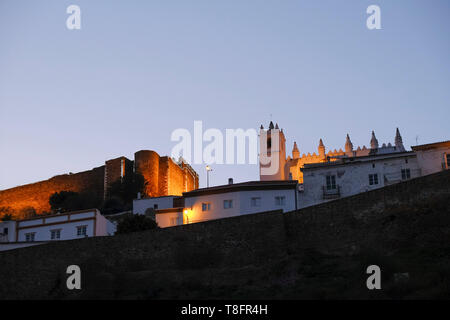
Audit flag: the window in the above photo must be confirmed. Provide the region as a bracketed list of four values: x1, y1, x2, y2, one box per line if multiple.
[251, 197, 261, 207]
[288, 172, 293, 180]
[401, 169, 411, 180]
[275, 196, 286, 206]
[153, 204, 159, 210]
[50, 229, 61, 240]
[3, 228, 8, 235]
[202, 202, 211, 211]
[326, 175, 337, 190]
[77, 225, 87, 237]
[372, 163, 375, 168]
[25, 233, 35, 242]
[369, 174, 379, 185]
[446, 153, 450, 169]
[405, 158, 408, 164]
[223, 200, 233, 209]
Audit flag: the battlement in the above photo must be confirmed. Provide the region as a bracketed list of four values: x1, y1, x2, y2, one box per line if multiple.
[260, 121, 408, 184]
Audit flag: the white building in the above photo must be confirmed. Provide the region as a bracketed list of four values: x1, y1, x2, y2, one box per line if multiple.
[135, 180, 299, 228]
[0, 221, 16, 243]
[133, 195, 183, 214]
[298, 151, 421, 208]
[411, 141, 450, 176]
[182, 180, 299, 225]
[0, 209, 116, 251]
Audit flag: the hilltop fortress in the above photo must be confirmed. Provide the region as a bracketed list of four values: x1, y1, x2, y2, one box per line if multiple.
[0, 150, 199, 218]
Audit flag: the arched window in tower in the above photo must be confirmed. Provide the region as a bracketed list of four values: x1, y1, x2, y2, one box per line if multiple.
[267, 138, 271, 149]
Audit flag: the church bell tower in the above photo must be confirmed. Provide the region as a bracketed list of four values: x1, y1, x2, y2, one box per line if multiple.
[259, 121, 287, 181]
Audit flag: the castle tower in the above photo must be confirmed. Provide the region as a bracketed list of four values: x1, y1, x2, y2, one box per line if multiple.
[292, 142, 300, 159]
[104, 156, 133, 199]
[395, 128, 405, 151]
[134, 150, 160, 197]
[318, 139, 326, 159]
[370, 131, 379, 149]
[345, 134, 353, 154]
[259, 121, 287, 181]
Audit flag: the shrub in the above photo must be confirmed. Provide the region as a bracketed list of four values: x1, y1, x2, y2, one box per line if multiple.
[102, 196, 126, 215]
[0, 213, 12, 221]
[116, 214, 158, 234]
[49, 191, 99, 213]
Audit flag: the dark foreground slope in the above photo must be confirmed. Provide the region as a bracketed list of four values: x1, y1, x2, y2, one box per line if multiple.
[1, 170, 449, 299]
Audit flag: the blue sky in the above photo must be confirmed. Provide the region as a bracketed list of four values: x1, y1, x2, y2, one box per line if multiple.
[0, 0, 449, 189]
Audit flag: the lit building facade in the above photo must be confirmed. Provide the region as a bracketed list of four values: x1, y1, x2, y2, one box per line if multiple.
[0, 209, 116, 251]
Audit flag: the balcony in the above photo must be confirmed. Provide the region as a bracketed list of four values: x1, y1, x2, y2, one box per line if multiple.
[322, 185, 341, 200]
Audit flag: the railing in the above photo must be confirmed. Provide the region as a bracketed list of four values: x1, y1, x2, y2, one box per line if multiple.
[322, 185, 341, 200]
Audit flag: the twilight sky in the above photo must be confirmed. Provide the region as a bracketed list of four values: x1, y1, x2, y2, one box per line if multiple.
[0, 0, 449, 190]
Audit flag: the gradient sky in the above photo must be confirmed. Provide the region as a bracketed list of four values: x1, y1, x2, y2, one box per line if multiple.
[0, 0, 449, 190]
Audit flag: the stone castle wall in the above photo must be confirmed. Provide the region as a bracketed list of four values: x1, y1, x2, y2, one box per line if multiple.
[0, 167, 105, 218]
[0, 151, 199, 219]
[135, 150, 161, 197]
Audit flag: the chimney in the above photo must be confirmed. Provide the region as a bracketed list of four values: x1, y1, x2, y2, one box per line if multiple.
[228, 178, 234, 185]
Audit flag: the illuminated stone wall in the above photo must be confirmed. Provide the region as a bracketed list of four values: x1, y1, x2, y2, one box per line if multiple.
[105, 157, 134, 196]
[135, 150, 161, 197]
[135, 151, 199, 198]
[0, 167, 105, 219]
[0, 150, 199, 219]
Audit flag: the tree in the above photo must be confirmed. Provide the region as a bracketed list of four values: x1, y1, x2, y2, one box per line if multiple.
[106, 172, 147, 205]
[49, 191, 99, 213]
[0, 213, 12, 221]
[101, 196, 126, 215]
[0, 207, 14, 220]
[116, 214, 158, 234]
[145, 208, 156, 221]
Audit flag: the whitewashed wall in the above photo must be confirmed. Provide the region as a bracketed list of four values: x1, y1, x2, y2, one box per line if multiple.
[183, 188, 297, 225]
[414, 146, 450, 176]
[0, 221, 16, 243]
[15, 210, 115, 242]
[17, 217, 96, 242]
[299, 154, 420, 208]
[133, 196, 178, 215]
[155, 210, 184, 228]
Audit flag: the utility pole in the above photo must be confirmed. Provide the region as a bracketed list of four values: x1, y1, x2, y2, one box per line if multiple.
[206, 165, 213, 188]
